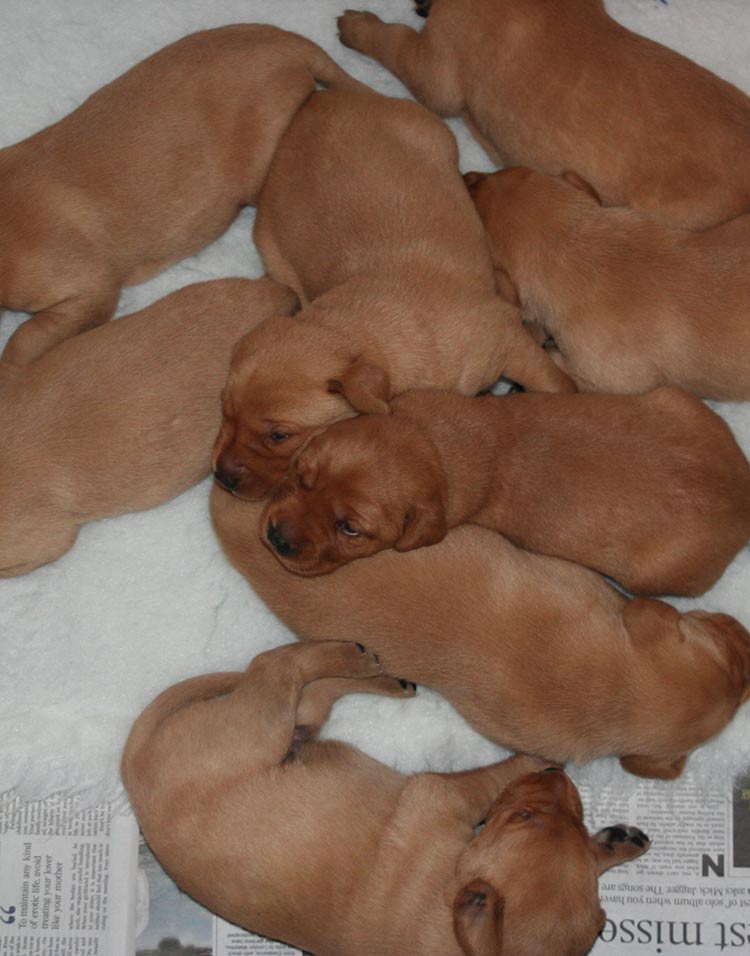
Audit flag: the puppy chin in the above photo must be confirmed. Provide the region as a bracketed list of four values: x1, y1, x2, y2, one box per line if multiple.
[213, 473, 277, 502]
[230, 482, 274, 502]
[264, 546, 343, 577]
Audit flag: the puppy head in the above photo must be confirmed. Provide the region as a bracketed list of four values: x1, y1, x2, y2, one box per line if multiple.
[212, 315, 391, 500]
[259, 414, 447, 575]
[453, 769, 647, 956]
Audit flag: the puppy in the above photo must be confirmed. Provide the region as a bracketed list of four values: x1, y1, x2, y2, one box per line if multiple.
[122, 640, 650, 956]
[465, 166, 750, 400]
[260, 386, 750, 595]
[337, 0, 750, 229]
[212, 88, 573, 501]
[212, 484, 750, 779]
[0, 25, 358, 383]
[0, 278, 297, 577]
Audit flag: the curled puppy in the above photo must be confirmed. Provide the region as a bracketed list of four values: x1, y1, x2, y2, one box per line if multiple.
[212, 485, 750, 779]
[465, 166, 750, 400]
[260, 386, 750, 595]
[0, 278, 297, 577]
[122, 640, 650, 956]
[0, 25, 358, 382]
[212, 87, 573, 501]
[337, 0, 750, 229]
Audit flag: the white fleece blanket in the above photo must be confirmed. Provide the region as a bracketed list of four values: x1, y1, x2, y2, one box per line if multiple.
[0, 0, 749, 814]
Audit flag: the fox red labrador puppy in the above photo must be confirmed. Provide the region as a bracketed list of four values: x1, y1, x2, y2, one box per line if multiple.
[338, 0, 750, 229]
[212, 485, 750, 780]
[0, 25, 358, 383]
[260, 387, 750, 595]
[465, 166, 750, 400]
[212, 87, 573, 501]
[0, 278, 296, 577]
[123, 640, 650, 956]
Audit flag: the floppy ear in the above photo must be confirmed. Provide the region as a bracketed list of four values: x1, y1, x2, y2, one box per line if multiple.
[395, 495, 447, 552]
[453, 880, 505, 956]
[327, 356, 391, 414]
[619, 752, 687, 780]
[294, 454, 319, 492]
[494, 269, 519, 306]
[562, 171, 602, 205]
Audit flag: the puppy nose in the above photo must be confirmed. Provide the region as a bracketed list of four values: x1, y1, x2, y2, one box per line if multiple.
[267, 521, 298, 558]
[214, 469, 239, 491]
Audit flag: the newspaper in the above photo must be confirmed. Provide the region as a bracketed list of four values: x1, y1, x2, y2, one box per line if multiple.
[585, 767, 750, 955]
[0, 767, 748, 955]
[0, 791, 138, 955]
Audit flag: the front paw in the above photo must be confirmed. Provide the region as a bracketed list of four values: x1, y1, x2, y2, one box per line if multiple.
[595, 824, 651, 858]
[338, 10, 383, 52]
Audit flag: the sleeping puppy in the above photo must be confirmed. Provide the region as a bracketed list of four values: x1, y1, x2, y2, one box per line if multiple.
[212, 484, 750, 780]
[0, 278, 297, 577]
[0, 25, 359, 383]
[465, 166, 750, 400]
[260, 386, 750, 596]
[212, 88, 573, 501]
[337, 0, 750, 229]
[122, 640, 651, 956]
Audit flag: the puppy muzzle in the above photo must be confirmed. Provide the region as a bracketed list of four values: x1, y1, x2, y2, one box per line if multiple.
[266, 521, 300, 558]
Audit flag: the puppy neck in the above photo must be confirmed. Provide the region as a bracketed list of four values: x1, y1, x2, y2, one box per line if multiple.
[392, 391, 516, 528]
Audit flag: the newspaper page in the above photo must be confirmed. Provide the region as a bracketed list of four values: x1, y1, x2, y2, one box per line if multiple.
[586, 765, 750, 955]
[0, 791, 138, 956]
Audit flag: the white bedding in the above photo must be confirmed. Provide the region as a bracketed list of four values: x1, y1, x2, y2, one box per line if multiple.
[0, 0, 748, 812]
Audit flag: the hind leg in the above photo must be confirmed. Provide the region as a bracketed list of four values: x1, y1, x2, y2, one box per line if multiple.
[338, 11, 463, 116]
[228, 641, 385, 764]
[141, 641, 384, 783]
[291, 675, 417, 750]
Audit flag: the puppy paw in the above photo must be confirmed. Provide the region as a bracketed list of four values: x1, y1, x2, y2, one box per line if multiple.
[595, 824, 651, 858]
[338, 10, 382, 52]
[350, 641, 384, 676]
[397, 677, 418, 696]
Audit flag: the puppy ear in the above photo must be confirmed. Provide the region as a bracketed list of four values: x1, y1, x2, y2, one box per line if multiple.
[328, 356, 391, 414]
[562, 171, 602, 205]
[453, 880, 505, 956]
[494, 269, 519, 306]
[294, 455, 319, 492]
[619, 752, 687, 780]
[395, 496, 447, 552]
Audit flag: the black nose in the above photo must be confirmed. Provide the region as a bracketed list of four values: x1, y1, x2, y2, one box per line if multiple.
[214, 469, 239, 491]
[267, 522, 298, 557]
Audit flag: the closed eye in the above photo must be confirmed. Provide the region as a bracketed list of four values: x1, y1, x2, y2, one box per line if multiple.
[336, 519, 361, 537]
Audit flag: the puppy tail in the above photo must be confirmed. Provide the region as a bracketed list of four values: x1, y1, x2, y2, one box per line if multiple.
[121, 672, 242, 784]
